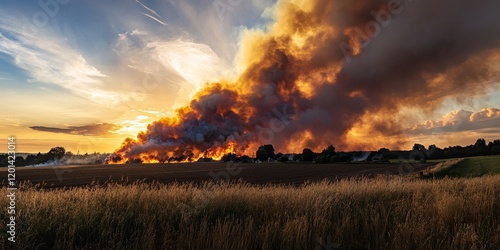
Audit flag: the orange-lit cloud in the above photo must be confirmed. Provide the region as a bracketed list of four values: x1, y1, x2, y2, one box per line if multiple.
[407, 108, 500, 135]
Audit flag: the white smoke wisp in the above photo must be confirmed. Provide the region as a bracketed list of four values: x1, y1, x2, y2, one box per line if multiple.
[351, 152, 371, 162]
[28, 154, 110, 167]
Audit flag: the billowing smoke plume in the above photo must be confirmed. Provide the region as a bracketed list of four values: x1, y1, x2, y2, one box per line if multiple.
[107, 0, 500, 163]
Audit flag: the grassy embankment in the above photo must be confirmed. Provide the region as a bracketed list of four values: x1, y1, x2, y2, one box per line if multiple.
[429, 156, 500, 178]
[1, 174, 500, 249]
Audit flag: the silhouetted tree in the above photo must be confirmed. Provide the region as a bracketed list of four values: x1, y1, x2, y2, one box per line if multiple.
[322, 145, 336, 155]
[276, 152, 283, 159]
[47, 147, 66, 161]
[293, 154, 301, 161]
[378, 148, 390, 154]
[221, 153, 237, 162]
[35, 152, 46, 164]
[256, 145, 275, 161]
[25, 154, 37, 165]
[474, 138, 486, 148]
[473, 138, 489, 156]
[315, 154, 331, 164]
[427, 145, 444, 159]
[301, 148, 315, 162]
[490, 139, 500, 155]
[277, 155, 289, 162]
[15, 156, 26, 166]
[314, 145, 336, 163]
[0, 154, 8, 166]
[239, 155, 251, 163]
[263, 145, 275, 158]
[443, 145, 466, 158]
[330, 153, 351, 163]
[411, 144, 428, 163]
[377, 148, 391, 162]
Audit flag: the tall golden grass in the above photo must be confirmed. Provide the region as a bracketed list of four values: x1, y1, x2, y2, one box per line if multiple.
[1, 176, 499, 249]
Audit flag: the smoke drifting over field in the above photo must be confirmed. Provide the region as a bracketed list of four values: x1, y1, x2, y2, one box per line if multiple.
[107, 0, 500, 163]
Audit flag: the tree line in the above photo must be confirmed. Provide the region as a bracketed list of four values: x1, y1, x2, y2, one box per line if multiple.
[0, 147, 108, 167]
[1, 138, 499, 166]
[221, 138, 500, 163]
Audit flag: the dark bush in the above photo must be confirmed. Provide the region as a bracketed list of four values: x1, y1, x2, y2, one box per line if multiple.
[301, 148, 315, 162]
[277, 155, 289, 162]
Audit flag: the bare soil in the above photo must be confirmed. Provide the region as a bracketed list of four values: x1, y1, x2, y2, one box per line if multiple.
[1, 161, 436, 188]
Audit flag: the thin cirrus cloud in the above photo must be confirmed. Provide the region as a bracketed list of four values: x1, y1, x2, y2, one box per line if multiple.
[134, 0, 168, 26]
[407, 108, 500, 135]
[30, 123, 122, 136]
[0, 14, 120, 104]
[141, 13, 168, 27]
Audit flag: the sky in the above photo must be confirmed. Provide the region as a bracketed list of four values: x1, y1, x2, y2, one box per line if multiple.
[1, 0, 499, 154]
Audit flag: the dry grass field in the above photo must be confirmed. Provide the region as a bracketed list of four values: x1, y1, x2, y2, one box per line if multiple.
[1, 174, 500, 249]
